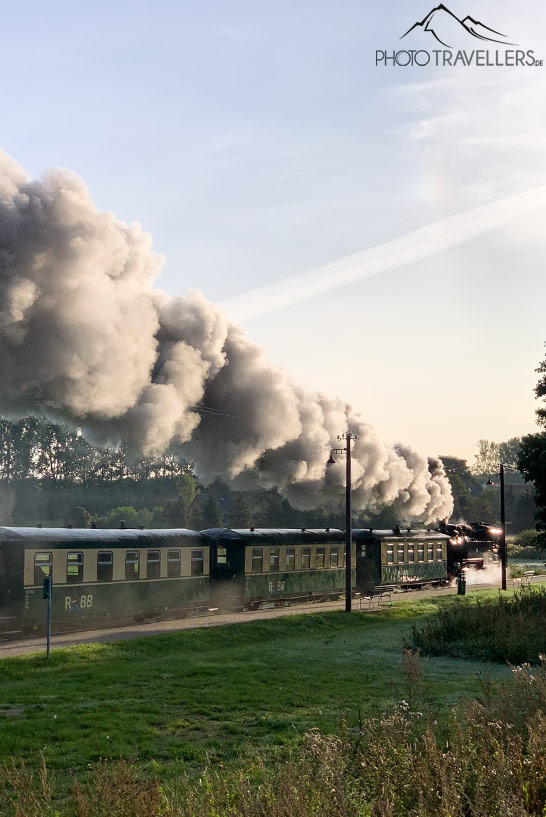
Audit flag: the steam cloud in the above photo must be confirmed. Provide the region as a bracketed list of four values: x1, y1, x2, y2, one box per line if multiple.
[0, 151, 453, 522]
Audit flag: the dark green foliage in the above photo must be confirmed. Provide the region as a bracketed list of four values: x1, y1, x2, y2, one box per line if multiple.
[412, 586, 546, 663]
[229, 492, 252, 527]
[517, 344, 546, 545]
[439, 455, 498, 522]
[161, 474, 200, 528]
[201, 495, 224, 528]
[94, 506, 154, 529]
[519, 432, 546, 546]
[511, 528, 540, 552]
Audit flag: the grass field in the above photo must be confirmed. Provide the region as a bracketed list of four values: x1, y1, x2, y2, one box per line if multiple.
[0, 594, 512, 794]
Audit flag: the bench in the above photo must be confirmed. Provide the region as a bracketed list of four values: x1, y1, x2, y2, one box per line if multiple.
[514, 571, 535, 587]
[359, 586, 395, 610]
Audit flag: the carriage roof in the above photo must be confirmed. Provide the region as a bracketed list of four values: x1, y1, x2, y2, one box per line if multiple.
[0, 527, 204, 549]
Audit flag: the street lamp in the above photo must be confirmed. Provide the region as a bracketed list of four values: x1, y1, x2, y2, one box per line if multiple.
[486, 462, 517, 591]
[327, 432, 357, 612]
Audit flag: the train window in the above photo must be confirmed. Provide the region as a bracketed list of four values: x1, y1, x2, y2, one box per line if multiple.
[217, 547, 227, 565]
[269, 547, 280, 572]
[147, 550, 161, 579]
[316, 547, 325, 569]
[67, 552, 83, 584]
[330, 547, 339, 568]
[168, 549, 181, 577]
[417, 544, 424, 562]
[436, 543, 443, 561]
[125, 551, 140, 580]
[34, 552, 52, 585]
[252, 548, 263, 573]
[97, 551, 113, 582]
[301, 547, 311, 569]
[286, 547, 295, 570]
[427, 543, 434, 561]
[407, 545, 415, 563]
[386, 545, 394, 564]
[191, 549, 204, 576]
[397, 544, 405, 563]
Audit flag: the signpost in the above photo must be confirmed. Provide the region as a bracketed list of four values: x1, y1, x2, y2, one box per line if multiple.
[43, 575, 52, 659]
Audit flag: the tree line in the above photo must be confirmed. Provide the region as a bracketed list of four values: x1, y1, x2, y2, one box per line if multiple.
[0, 415, 537, 532]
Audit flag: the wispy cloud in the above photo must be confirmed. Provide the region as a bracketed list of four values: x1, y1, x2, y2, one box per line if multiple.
[219, 185, 546, 321]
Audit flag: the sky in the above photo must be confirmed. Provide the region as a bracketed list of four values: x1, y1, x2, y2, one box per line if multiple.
[1, 0, 545, 466]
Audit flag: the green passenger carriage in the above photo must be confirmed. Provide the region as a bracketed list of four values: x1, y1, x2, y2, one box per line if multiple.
[353, 529, 449, 592]
[202, 527, 355, 609]
[0, 527, 209, 637]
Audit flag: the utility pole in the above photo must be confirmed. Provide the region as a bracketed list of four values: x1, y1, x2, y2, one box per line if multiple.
[486, 462, 510, 591]
[499, 463, 507, 591]
[327, 432, 357, 612]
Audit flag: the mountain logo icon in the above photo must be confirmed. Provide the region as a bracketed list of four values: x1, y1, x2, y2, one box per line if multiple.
[401, 4, 517, 48]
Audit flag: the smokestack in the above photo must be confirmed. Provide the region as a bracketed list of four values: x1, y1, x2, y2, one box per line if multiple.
[0, 152, 453, 523]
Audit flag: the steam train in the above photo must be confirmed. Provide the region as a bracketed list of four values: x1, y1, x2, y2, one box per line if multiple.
[439, 521, 502, 575]
[0, 523, 499, 640]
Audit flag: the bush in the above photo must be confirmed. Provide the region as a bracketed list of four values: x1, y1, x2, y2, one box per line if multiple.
[508, 528, 544, 559]
[94, 506, 154, 529]
[411, 586, 546, 664]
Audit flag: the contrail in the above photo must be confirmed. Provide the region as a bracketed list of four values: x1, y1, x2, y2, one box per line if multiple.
[219, 185, 546, 321]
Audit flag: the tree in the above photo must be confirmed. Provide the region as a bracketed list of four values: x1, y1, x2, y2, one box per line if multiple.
[162, 474, 199, 527]
[68, 506, 91, 528]
[201, 495, 224, 528]
[471, 440, 500, 477]
[517, 344, 546, 546]
[438, 455, 496, 522]
[498, 438, 522, 469]
[229, 492, 252, 528]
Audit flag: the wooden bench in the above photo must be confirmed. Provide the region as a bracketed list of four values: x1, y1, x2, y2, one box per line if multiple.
[514, 571, 535, 587]
[359, 586, 395, 610]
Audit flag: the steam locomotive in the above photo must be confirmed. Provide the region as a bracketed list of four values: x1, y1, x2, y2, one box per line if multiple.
[0, 522, 499, 640]
[440, 521, 502, 576]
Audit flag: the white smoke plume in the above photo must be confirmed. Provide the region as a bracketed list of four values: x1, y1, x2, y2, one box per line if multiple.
[0, 152, 453, 522]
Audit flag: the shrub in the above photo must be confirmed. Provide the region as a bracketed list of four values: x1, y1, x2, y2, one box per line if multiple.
[411, 586, 546, 664]
[508, 529, 544, 559]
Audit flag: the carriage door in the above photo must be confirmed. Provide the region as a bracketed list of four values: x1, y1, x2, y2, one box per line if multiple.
[0, 544, 24, 638]
[209, 543, 245, 609]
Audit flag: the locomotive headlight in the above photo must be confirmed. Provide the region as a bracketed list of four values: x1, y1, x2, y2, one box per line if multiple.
[489, 527, 503, 535]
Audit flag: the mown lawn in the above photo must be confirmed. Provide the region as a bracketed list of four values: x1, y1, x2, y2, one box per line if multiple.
[0, 596, 511, 792]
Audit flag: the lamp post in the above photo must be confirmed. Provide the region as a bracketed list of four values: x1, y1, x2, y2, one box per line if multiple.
[327, 432, 357, 612]
[486, 462, 512, 591]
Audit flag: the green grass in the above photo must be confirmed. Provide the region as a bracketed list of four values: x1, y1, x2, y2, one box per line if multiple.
[0, 598, 511, 793]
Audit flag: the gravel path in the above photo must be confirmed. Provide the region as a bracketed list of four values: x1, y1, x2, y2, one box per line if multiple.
[1, 576, 539, 659]
[0, 584, 451, 658]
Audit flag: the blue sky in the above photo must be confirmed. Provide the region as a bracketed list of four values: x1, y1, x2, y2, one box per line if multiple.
[2, 0, 545, 463]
